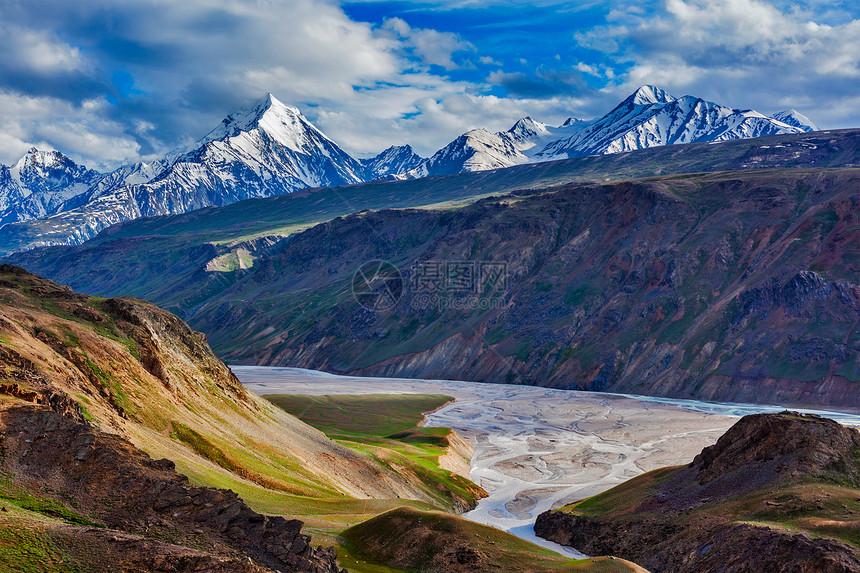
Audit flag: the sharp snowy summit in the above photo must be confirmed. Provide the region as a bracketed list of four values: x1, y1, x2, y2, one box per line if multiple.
[535, 86, 812, 159]
[0, 86, 820, 254]
[397, 85, 815, 179]
[0, 149, 102, 226]
[361, 145, 425, 179]
[772, 109, 819, 132]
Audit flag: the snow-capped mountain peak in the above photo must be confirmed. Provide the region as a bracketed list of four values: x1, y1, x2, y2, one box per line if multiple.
[361, 145, 425, 180]
[772, 109, 819, 132]
[561, 117, 586, 127]
[0, 93, 374, 246]
[534, 86, 810, 160]
[405, 128, 529, 179]
[12, 148, 63, 182]
[624, 85, 676, 106]
[509, 117, 551, 138]
[10, 148, 96, 190]
[507, 117, 553, 152]
[0, 148, 103, 226]
[198, 93, 325, 154]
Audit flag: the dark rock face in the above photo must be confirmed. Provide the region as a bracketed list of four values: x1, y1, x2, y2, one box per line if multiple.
[535, 413, 860, 573]
[691, 412, 860, 489]
[535, 512, 860, 573]
[0, 396, 343, 573]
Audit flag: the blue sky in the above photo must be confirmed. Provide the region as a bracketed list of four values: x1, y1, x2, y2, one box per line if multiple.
[1, 0, 859, 168]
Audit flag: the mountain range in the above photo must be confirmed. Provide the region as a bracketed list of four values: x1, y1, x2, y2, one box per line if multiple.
[0, 86, 816, 254]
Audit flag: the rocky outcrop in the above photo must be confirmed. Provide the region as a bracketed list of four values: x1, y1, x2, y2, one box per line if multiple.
[535, 412, 860, 573]
[691, 412, 860, 489]
[0, 396, 343, 573]
[535, 512, 860, 573]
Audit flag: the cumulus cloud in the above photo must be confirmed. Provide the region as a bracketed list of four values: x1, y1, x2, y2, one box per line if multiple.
[0, 0, 549, 167]
[0, 91, 141, 169]
[382, 17, 473, 70]
[581, 0, 860, 127]
[0, 27, 85, 75]
[0, 0, 476, 166]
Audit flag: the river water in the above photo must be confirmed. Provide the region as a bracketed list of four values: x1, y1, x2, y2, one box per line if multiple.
[233, 366, 860, 558]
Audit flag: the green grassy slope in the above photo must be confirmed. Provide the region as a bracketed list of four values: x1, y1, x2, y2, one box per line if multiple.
[342, 507, 643, 573]
[266, 393, 485, 517]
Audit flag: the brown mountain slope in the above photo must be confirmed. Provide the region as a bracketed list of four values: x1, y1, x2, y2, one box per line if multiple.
[0, 264, 428, 502]
[176, 168, 858, 408]
[535, 412, 860, 573]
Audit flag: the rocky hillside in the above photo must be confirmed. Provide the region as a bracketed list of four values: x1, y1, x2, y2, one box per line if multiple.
[535, 412, 860, 573]
[203, 168, 859, 409]
[0, 264, 428, 501]
[0, 264, 479, 571]
[0, 392, 341, 572]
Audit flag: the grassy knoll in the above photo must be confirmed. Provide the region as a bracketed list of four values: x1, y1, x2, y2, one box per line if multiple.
[265, 393, 453, 437]
[0, 477, 102, 529]
[0, 497, 97, 572]
[0, 518, 83, 573]
[343, 507, 641, 573]
[265, 393, 483, 515]
[564, 467, 681, 519]
[711, 481, 860, 549]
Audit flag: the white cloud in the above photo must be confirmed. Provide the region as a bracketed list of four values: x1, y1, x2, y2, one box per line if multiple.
[0, 0, 496, 167]
[0, 26, 85, 74]
[382, 17, 473, 70]
[583, 0, 860, 127]
[315, 88, 595, 158]
[0, 91, 140, 168]
[575, 62, 599, 75]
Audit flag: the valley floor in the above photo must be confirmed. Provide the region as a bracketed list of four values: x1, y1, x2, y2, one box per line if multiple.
[236, 367, 860, 557]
